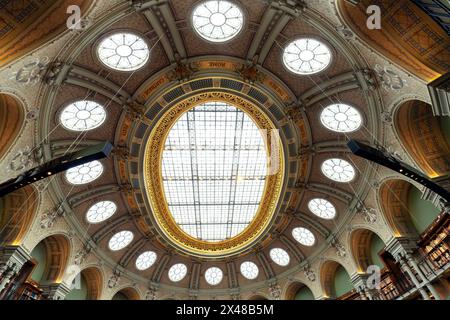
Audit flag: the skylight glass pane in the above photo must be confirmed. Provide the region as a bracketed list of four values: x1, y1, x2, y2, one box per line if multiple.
[192, 0, 244, 42]
[162, 101, 267, 242]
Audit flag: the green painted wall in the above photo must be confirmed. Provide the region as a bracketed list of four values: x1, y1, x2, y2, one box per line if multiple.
[65, 274, 88, 300]
[112, 292, 128, 300]
[334, 265, 353, 297]
[439, 117, 450, 145]
[370, 234, 385, 268]
[30, 242, 46, 282]
[294, 286, 314, 300]
[407, 186, 440, 234]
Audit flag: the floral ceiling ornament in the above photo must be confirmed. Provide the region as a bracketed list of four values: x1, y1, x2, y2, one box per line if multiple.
[169, 54, 197, 82]
[9, 146, 36, 172]
[107, 270, 122, 288]
[40, 205, 65, 229]
[10, 57, 50, 86]
[331, 237, 346, 258]
[302, 264, 316, 282]
[145, 289, 157, 300]
[238, 56, 263, 84]
[268, 284, 282, 300]
[374, 64, 407, 91]
[123, 101, 145, 121]
[336, 25, 355, 40]
[74, 244, 92, 266]
[44, 61, 65, 86]
[359, 207, 378, 224]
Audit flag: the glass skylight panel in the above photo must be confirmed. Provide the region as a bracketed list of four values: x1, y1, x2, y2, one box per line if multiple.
[292, 227, 315, 246]
[269, 248, 290, 266]
[168, 263, 188, 282]
[65, 160, 103, 185]
[240, 261, 259, 280]
[86, 201, 117, 223]
[60, 100, 106, 131]
[135, 251, 157, 271]
[308, 198, 336, 220]
[108, 230, 133, 251]
[320, 104, 362, 132]
[283, 38, 331, 75]
[204, 267, 223, 285]
[192, 0, 244, 42]
[162, 101, 267, 242]
[321, 158, 355, 183]
[97, 32, 149, 71]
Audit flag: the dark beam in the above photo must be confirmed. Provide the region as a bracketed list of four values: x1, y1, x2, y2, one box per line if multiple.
[347, 140, 450, 202]
[0, 141, 113, 197]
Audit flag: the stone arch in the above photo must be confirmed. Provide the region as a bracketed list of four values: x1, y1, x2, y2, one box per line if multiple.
[379, 179, 441, 238]
[284, 281, 315, 300]
[0, 93, 25, 160]
[337, 0, 450, 81]
[29, 234, 71, 284]
[112, 287, 140, 300]
[0, 185, 38, 246]
[66, 266, 103, 300]
[379, 179, 419, 238]
[394, 100, 450, 178]
[320, 260, 353, 299]
[350, 228, 387, 272]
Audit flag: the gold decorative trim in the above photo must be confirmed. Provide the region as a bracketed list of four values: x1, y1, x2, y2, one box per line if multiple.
[143, 92, 284, 257]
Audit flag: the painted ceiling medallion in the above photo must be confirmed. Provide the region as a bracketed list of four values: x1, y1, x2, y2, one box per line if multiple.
[143, 91, 284, 257]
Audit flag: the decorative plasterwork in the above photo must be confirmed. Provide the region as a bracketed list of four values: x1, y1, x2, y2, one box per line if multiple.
[143, 91, 285, 257]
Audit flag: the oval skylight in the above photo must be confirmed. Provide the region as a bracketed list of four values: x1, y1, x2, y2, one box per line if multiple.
[283, 38, 332, 75]
[108, 230, 134, 251]
[60, 100, 106, 132]
[135, 251, 157, 271]
[86, 201, 117, 223]
[204, 267, 223, 286]
[65, 160, 103, 185]
[321, 158, 355, 183]
[320, 104, 362, 133]
[308, 198, 336, 220]
[192, 0, 244, 42]
[292, 227, 315, 246]
[240, 261, 259, 280]
[162, 101, 267, 242]
[97, 32, 150, 71]
[168, 263, 188, 282]
[269, 248, 290, 266]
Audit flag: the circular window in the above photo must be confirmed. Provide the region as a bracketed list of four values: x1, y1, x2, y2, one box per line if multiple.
[135, 251, 157, 271]
[108, 230, 134, 251]
[283, 38, 332, 75]
[162, 101, 267, 242]
[204, 267, 223, 285]
[60, 100, 106, 132]
[168, 263, 188, 282]
[86, 201, 117, 223]
[292, 227, 315, 246]
[320, 104, 362, 133]
[308, 198, 336, 220]
[97, 32, 150, 71]
[321, 158, 355, 183]
[240, 261, 259, 280]
[192, 0, 244, 42]
[65, 160, 103, 185]
[269, 248, 290, 266]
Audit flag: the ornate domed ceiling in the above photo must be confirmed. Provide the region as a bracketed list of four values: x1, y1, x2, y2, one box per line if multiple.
[2, 0, 447, 300]
[32, 0, 375, 293]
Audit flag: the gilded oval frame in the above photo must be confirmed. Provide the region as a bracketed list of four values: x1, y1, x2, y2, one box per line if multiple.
[143, 91, 284, 257]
